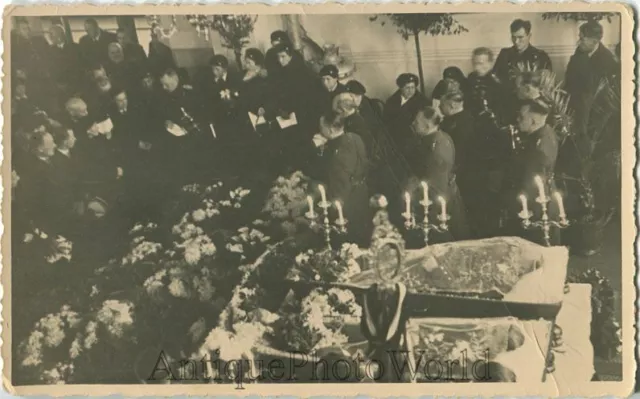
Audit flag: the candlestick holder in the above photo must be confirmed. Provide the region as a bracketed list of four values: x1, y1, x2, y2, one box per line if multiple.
[519, 194, 570, 247]
[402, 198, 449, 247]
[306, 199, 348, 249]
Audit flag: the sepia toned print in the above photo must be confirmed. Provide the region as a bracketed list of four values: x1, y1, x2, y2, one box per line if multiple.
[2, 3, 635, 397]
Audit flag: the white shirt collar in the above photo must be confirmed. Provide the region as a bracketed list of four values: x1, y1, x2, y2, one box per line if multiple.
[588, 43, 600, 58]
[57, 148, 71, 157]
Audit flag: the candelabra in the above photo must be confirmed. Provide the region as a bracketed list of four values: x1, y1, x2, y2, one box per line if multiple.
[519, 191, 570, 247]
[402, 193, 450, 247]
[305, 188, 347, 250]
[146, 15, 178, 40]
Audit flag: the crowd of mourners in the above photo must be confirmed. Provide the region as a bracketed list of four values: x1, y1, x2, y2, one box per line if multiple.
[11, 17, 620, 254]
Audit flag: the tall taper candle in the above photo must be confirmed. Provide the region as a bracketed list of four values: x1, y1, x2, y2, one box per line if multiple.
[318, 184, 327, 204]
[519, 194, 529, 214]
[335, 201, 345, 224]
[307, 196, 315, 217]
[438, 196, 447, 219]
[534, 175, 547, 200]
[405, 191, 411, 216]
[421, 181, 429, 202]
[553, 192, 566, 219]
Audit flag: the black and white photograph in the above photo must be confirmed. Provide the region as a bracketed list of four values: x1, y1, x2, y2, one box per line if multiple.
[3, 4, 635, 397]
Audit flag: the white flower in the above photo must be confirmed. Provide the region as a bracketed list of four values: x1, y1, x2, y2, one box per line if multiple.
[226, 243, 244, 254]
[90, 285, 99, 297]
[192, 209, 206, 222]
[84, 321, 98, 349]
[97, 300, 134, 338]
[201, 242, 217, 256]
[21, 330, 44, 366]
[168, 279, 189, 298]
[69, 336, 83, 359]
[23, 233, 34, 243]
[184, 245, 201, 265]
[295, 253, 310, 265]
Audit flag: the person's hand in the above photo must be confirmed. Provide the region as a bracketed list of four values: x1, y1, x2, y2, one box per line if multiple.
[117, 167, 123, 179]
[312, 134, 327, 148]
[87, 124, 100, 138]
[257, 107, 266, 117]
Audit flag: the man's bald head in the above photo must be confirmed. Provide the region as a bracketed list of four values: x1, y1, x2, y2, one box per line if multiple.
[65, 97, 88, 119]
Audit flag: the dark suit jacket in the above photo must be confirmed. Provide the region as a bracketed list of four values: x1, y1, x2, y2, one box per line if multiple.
[78, 30, 118, 69]
[383, 90, 429, 154]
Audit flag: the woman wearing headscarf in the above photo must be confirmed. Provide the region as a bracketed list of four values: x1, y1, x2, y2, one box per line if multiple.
[431, 66, 469, 105]
[383, 73, 429, 161]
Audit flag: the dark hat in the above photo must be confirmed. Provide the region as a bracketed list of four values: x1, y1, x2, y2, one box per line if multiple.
[396, 73, 419, 88]
[270, 30, 290, 43]
[244, 48, 264, 66]
[209, 54, 229, 69]
[443, 66, 465, 82]
[320, 64, 339, 79]
[345, 80, 366, 95]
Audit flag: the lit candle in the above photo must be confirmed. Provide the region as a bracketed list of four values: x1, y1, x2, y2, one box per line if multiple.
[335, 201, 344, 224]
[519, 194, 529, 215]
[307, 196, 315, 217]
[421, 181, 429, 202]
[554, 192, 566, 219]
[534, 175, 547, 200]
[404, 191, 411, 216]
[438, 196, 447, 219]
[318, 184, 327, 204]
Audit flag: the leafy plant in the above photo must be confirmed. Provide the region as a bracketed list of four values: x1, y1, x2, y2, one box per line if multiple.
[370, 14, 468, 93]
[211, 15, 258, 67]
[559, 77, 620, 226]
[541, 13, 618, 23]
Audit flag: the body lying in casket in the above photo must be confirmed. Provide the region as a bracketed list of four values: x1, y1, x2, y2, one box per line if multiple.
[217, 236, 569, 383]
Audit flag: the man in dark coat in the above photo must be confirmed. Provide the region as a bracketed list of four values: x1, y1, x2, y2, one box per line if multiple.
[407, 106, 470, 243]
[78, 18, 118, 70]
[148, 27, 177, 77]
[561, 20, 619, 177]
[47, 24, 83, 98]
[116, 28, 147, 67]
[346, 80, 411, 197]
[503, 99, 560, 246]
[493, 19, 552, 88]
[383, 73, 429, 162]
[319, 64, 347, 110]
[318, 112, 371, 247]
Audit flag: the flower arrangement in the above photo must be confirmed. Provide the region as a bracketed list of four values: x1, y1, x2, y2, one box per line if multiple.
[567, 267, 621, 359]
[262, 171, 311, 237]
[16, 180, 271, 385]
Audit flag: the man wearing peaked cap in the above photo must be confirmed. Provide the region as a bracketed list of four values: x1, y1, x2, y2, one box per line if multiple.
[320, 64, 347, 109]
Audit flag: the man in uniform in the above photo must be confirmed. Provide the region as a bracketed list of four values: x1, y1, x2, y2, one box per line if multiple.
[493, 19, 552, 88]
[466, 47, 509, 237]
[317, 111, 371, 247]
[503, 99, 560, 246]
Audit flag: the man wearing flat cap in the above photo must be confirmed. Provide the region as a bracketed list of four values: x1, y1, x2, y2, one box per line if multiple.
[320, 64, 347, 109]
[383, 73, 429, 165]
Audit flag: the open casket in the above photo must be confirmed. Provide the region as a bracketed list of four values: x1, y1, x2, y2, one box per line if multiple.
[255, 236, 594, 385]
